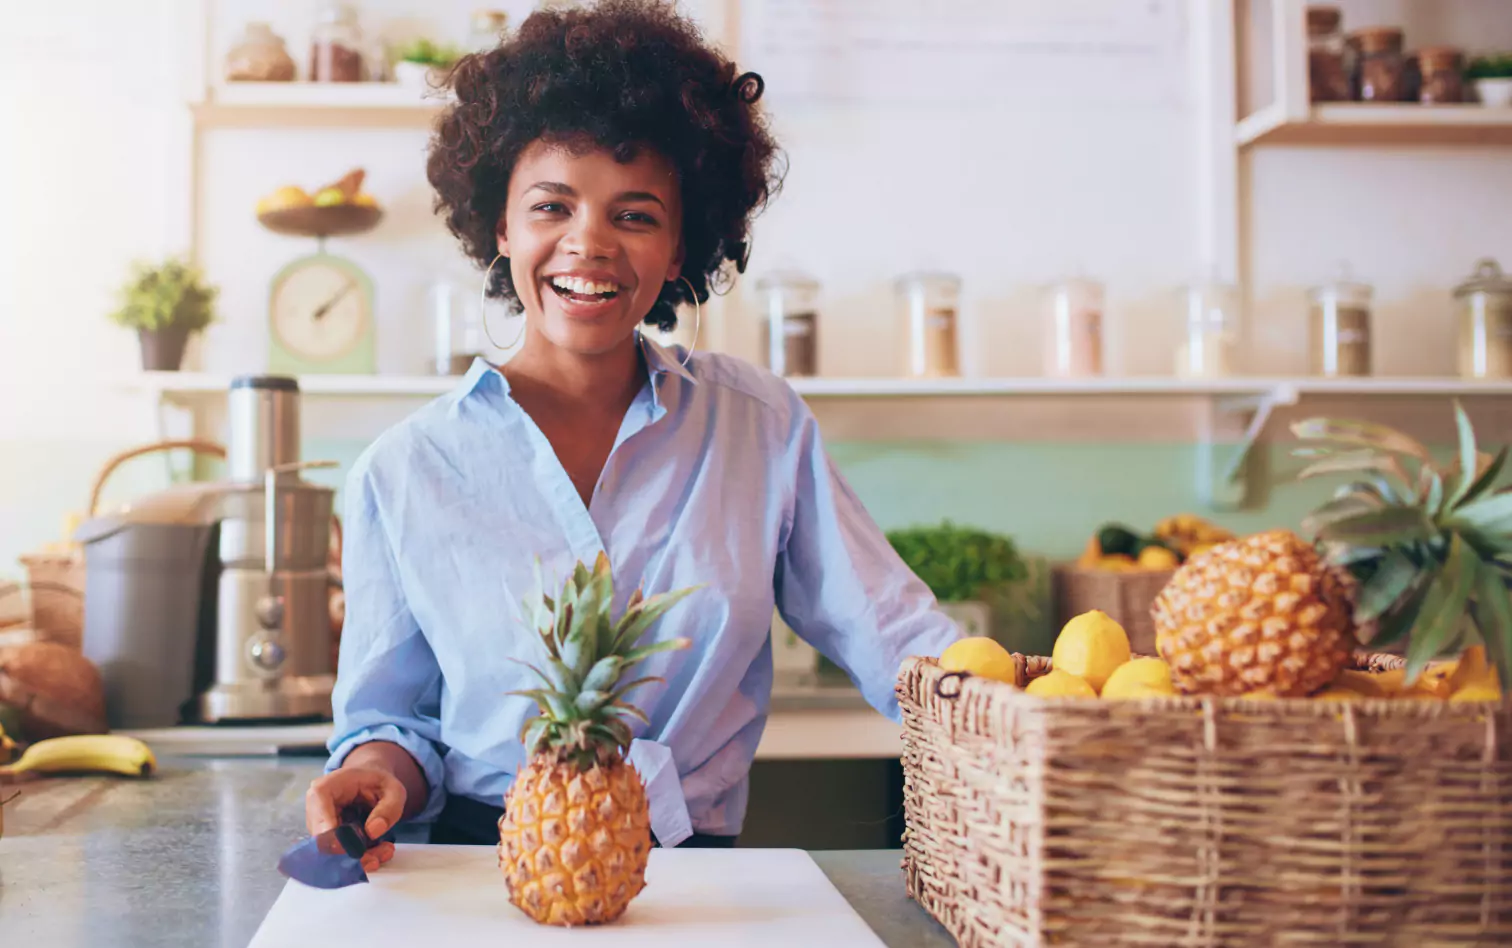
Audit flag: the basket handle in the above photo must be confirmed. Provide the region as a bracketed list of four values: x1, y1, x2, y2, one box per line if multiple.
[87, 439, 228, 516]
[934, 670, 969, 700]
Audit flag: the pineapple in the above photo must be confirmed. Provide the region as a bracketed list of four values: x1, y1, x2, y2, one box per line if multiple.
[1151, 529, 1360, 696]
[497, 552, 698, 927]
[1290, 402, 1512, 690]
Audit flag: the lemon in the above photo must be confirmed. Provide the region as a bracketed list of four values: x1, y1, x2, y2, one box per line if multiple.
[1328, 669, 1388, 698]
[1052, 610, 1131, 693]
[938, 636, 1018, 685]
[313, 186, 347, 207]
[1099, 657, 1174, 698]
[352, 191, 378, 208]
[1025, 669, 1097, 698]
[1136, 545, 1179, 570]
[1102, 683, 1175, 701]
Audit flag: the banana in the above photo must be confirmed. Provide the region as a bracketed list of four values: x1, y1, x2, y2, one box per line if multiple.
[0, 734, 156, 779]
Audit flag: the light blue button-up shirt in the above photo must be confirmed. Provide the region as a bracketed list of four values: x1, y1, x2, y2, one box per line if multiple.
[325, 333, 963, 842]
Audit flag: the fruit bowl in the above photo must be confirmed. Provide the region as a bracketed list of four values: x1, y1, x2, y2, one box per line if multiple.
[256, 204, 383, 239]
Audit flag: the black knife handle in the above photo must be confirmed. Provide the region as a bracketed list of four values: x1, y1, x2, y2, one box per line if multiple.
[333, 822, 371, 860]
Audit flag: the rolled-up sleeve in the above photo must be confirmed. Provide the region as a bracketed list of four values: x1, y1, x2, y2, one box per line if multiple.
[325, 462, 449, 824]
[773, 398, 964, 722]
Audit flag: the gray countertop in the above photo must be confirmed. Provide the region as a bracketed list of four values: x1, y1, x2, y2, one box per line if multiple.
[0, 756, 955, 948]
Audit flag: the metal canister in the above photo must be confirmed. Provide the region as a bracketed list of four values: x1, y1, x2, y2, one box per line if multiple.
[1454, 258, 1512, 380]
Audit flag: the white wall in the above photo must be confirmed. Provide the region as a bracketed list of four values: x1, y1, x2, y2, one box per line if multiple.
[2, 0, 1511, 577]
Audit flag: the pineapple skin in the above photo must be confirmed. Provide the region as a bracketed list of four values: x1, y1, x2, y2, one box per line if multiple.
[497, 752, 653, 926]
[1151, 530, 1359, 697]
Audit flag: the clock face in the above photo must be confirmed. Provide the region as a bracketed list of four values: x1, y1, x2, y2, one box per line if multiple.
[270, 258, 371, 362]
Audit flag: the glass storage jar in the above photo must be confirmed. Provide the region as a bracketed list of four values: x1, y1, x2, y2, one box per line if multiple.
[1417, 46, 1465, 104]
[1044, 277, 1105, 378]
[1307, 6, 1351, 102]
[429, 279, 483, 375]
[1351, 26, 1406, 101]
[1175, 282, 1241, 379]
[755, 270, 820, 378]
[310, 2, 365, 82]
[224, 22, 296, 82]
[1309, 275, 1374, 377]
[1454, 258, 1512, 380]
[896, 272, 961, 378]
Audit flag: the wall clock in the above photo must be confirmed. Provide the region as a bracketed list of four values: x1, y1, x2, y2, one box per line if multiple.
[267, 252, 376, 375]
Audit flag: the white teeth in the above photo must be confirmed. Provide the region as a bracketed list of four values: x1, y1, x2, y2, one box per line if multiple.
[550, 276, 619, 296]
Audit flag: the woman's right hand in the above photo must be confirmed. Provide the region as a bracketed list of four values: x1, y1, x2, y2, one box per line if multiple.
[305, 765, 406, 874]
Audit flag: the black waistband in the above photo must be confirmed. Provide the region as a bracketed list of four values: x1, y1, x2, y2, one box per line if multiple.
[432, 791, 736, 848]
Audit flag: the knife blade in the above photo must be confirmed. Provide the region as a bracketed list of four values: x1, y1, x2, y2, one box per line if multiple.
[277, 820, 386, 889]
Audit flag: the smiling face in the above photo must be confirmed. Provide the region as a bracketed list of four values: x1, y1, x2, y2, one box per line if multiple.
[497, 138, 685, 358]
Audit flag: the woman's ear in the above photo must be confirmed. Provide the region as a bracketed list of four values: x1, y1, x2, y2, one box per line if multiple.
[496, 228, 510, 259]
[666, 241, 685, 283]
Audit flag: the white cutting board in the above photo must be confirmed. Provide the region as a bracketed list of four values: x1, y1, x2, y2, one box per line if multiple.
[249, 845, 888, 947]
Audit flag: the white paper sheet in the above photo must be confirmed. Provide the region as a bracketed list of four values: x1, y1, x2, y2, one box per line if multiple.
[249, 846, 888, 947]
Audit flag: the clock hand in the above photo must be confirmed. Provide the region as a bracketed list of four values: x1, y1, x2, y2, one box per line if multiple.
[312, 280, 356, 321]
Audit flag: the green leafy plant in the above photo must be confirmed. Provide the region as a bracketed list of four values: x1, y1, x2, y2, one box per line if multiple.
[106, 257, 218, 333]
[885, 520, 1028, 603]
[394, 37, 461, 67]
[1466, 54, 1512, 80]
[1291, 401, 1512, 688]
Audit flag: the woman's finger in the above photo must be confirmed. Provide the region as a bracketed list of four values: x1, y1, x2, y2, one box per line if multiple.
[374, 841, 396, 864]
[363, 778, 406, 839]
[362, 853, 380, 873]
[305, 779, 340, 835]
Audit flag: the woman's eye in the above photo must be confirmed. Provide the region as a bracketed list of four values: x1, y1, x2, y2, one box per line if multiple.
[532, 202, 565, 214]
[619, 211, 657, 225]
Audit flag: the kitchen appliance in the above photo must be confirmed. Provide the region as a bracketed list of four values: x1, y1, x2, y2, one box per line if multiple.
[78, 375, 340, 728]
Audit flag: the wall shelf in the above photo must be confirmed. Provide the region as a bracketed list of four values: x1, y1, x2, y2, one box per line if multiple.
[192, 81, 449, 129]
[1239, 102, 1512, 149]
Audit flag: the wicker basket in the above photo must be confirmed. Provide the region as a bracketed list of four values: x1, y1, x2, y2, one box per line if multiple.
[896, 652, 1512, 946]
[1051, 564, 1173, 654]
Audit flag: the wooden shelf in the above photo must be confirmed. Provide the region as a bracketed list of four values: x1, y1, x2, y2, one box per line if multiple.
[192, 81, 450, 129]
[117, 371, 1512, 402]
[1238, 102, 1512, 148]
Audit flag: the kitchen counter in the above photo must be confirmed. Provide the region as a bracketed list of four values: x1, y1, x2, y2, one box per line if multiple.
[0, 756, 955, 948]
[116, 671, 903, 761]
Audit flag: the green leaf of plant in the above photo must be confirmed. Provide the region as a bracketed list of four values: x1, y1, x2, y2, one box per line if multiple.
[1448, 491, 1512, 538]
[1473, 558, 1512, 693]
[504, 656, 556, 690]
[1302, 493, 1387, 538]
[1296, 451, 1409, 483]
[607, 675, 662, 704]
[1420, 464, 1445, 517]
[1368, 573, 1431, 648]
[1453, 446, 1509, 511]
[585, 722, 632, 751]
[1317, 506, 1438, 548]
[574, 690, 610, 713]
[606, 701, 651, 726]
[1403, 535, 1478, 685]
[621, 637, 692, 668]
[581, 656, 622, 694]
[1290, 417, 1434, 463]
[1447, 400, 1480, 509]
[610, 586, 701, 654]
[1354, 550, 1422, 625]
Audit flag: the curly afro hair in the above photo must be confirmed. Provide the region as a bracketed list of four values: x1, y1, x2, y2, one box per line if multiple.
[426, 0, 784, 332]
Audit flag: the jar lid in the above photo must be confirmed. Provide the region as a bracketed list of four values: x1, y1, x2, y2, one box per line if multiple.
[1415, 45, 1464, 69]
[894, 270, 961, 290]
[1309, 279, 1373, 305]
[1350, 26, 1403, 53]
[1306, 6, 1342, 35]
[1454, 258, 1512, 298]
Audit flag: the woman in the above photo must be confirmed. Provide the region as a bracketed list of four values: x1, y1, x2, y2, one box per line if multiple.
[305, 0, 962, 872]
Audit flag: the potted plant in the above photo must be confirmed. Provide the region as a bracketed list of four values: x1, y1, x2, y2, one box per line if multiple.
[107, 257, 218, 372]
[885, 520, 1028, 640]
[392, 38, 460, 91]
[1467, 53, 1512, 107]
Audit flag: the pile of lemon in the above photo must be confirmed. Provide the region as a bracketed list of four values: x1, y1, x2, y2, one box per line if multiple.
[939, 609, 1504, 703]
[938, 610, 1169, 699]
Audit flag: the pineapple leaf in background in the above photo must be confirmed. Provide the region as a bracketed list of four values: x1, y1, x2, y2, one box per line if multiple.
[1369, 573, 1431, 648]
[1457, 446, 1510, 510]
[1289, 417, 1434, 464]
[1473, 559, 1512, 689]
[1315, 506, 1436, 548]
[1403, 534, 1477, 685]
[1449, 400, 1479, 508]
[1353, 550, 1422, 626]
[1302, 491, 1385, 536]
[884, 520, 1027, 604]
[1296, 450, 1412, 485]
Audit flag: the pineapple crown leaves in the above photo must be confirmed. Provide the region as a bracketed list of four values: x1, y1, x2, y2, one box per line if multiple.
[505, 552, 702, 762]
[1291, 401, 1512, 687]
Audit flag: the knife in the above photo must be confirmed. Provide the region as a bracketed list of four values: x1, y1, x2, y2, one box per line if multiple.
[277, 814, 392, 890]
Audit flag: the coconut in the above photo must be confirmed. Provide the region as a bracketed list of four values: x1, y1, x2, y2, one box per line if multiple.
[0, 641, 107, 741]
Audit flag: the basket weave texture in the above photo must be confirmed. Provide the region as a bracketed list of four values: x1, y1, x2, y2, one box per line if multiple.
[896, 651, 1512, 946]
[1051, 565, 1172, 655]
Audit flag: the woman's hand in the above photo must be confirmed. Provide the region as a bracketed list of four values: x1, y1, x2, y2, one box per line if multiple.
[305, 765, 406, 874]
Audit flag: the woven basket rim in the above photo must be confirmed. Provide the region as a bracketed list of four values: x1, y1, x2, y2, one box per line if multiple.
[900, 652, 1507, 715]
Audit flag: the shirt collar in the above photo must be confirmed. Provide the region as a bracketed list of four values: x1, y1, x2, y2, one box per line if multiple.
[448, 331, 696, 407]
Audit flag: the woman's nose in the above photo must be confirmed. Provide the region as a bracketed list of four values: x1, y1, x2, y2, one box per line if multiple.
[561, 213, 616, 260]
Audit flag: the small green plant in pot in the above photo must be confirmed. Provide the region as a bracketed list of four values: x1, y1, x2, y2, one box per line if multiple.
[392, 38, 461, 90]
[107, 257, 218, 372]
[1467, 53, 1512, 108]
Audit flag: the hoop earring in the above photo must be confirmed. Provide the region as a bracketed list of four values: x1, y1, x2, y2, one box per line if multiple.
[480, 253, 526, 350]
[678, 276, 700, 368]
